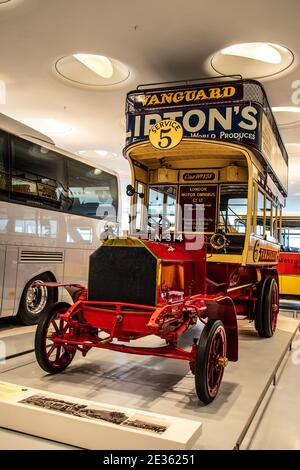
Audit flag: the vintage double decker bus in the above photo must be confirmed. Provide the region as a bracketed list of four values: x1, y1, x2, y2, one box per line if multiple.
[35, 77, 288, 404]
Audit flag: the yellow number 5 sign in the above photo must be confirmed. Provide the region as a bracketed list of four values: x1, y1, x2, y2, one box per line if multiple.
[149, 119, 183, 150]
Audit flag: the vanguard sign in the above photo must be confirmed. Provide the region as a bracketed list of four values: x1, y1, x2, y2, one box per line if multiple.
[126, 103, 261, 148]
[136, 84, 243, 108]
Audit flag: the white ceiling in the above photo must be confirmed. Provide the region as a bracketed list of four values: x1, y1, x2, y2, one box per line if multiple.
[0, 0, 300, 211]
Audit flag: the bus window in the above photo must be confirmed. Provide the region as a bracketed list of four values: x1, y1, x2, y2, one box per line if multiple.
[282, 228, 300, 251]
[219, 185, 247, 234]
[273, 203, 278, 242]
[278, 206, 283, 243]
[10, 136, 67, 207]
[251, 183, 256, 232]
[67, 159, 118, 221]
[135, 182, 145, 231]
[256, 189, 265, 237]
[148, 185, 176, 233]
[265, 197, 272, 240]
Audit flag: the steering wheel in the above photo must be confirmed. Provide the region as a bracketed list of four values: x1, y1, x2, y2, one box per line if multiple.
[148, 214, 171, 231]
[210, 231, 229, 251]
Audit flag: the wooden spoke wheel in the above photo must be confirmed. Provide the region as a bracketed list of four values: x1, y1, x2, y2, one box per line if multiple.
[35, 302, 76, 374]
[255, 277, 279, 338]
[195, 319, 227, 404]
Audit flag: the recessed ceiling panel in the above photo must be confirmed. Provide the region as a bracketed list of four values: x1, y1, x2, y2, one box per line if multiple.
[55, 54, 130, 87]
[208, 42, 294, 80]
[272, 107, 300, 127]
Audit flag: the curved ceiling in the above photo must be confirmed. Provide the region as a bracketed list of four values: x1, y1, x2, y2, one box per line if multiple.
[0, 0, 300, 205]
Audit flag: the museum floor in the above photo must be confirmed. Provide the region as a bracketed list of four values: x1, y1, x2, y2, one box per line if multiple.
[0, 312, 299, 450]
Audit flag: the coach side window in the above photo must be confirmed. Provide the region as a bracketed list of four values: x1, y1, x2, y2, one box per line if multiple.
[10, 136, 67, 208]
[256, 189, 265, 237]
[67, 158, 118, 220]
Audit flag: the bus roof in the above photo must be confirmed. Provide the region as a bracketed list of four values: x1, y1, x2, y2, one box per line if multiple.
[0, 112, 119, 178]
[0, 112, 55, 145]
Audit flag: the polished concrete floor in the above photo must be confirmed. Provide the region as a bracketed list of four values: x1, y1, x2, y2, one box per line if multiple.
[0, 313, 299, 450]
[247, 330, 300, 450]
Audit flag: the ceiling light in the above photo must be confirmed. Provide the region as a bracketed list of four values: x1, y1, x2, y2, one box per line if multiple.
[78, 150, 120, 160]
[272, 107, 300, 127]
[208, 42, 294, 80]
[95, 150, 108, 157]
[22, 118, 73, 134]
[73, 54, 113, 79]
[55, 54, 130, 87]
[272, 107, 300, 113]
[221, 43, 282, 64]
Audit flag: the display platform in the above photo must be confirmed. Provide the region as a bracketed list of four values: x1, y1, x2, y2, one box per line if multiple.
[0, 382, 202, 450]
[0, 321, 35, 362]
[279, 298, 300, 318]
[0, 315, 299, 450]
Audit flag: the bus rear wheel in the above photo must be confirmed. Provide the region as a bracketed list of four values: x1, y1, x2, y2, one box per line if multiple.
[16, 273, 56, 325]
[35, 302, 76, 374]
[195, 319, 227, 404]
[255, 277, 279, 338]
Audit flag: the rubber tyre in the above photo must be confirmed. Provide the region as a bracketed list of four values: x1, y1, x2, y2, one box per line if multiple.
[195, 319, 227, 404]
[35, 302, 76, 374]
[255, 277, 279, 338]
[16, 273, 56, 325]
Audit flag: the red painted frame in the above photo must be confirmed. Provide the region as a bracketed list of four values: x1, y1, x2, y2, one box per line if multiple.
[39, 283, 238, 375]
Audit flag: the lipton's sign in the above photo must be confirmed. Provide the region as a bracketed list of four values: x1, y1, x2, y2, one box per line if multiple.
[138, 84, 243, 108]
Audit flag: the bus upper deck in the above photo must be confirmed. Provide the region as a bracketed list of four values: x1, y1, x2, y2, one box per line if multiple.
[125, 77, 288, 196]
[124, 78, 287, 268]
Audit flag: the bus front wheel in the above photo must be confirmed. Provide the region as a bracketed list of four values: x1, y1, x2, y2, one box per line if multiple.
[195, 319, 227, 404]
[16, 273, 56, 325]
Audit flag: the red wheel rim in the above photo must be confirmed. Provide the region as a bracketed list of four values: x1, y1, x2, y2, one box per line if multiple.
[271, 281, 279, 333]
[206, 325, 226, 398]
[43, 309, 75, 369]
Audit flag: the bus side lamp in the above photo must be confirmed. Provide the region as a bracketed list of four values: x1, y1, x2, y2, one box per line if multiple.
[126, 184, 144, 198]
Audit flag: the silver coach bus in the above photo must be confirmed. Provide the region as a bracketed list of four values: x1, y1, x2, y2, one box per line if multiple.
[0, 113, 119, 324]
